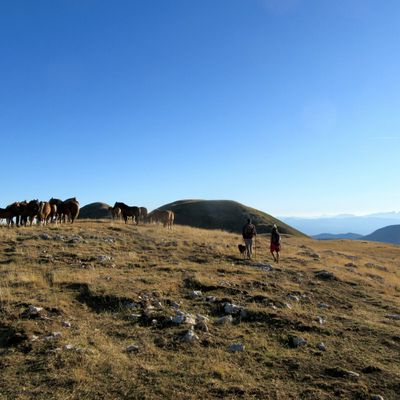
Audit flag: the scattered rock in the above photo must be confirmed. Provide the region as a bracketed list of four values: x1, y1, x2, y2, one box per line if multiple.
[62, 321, 72, 328]
[68, 236, 84, 244]
[253, 263, 274, 271]
[325, 367, 360, 379]
[190, 290, 203, 299]
[125, 344, 139, 353]
[287, 294, 300, 302]
[98, 255, 112, 263]
[205, 296, 217, 302]
[128, 313, 142, 321]
[227, 343, 245, 352]
[26, 305, 44, 317]
[288, 335, 307, 348]
[385, 314, 400, 320]
[39, 233, 50, 240]
[317, 303, 330, 309]
[315, 270, 336, 280]
[316, 342, 326, 351]
[44, 332, 62, 341]
[170, 311, 196, 325]
[182, 329, 199, 343]
[370, 395, 384, 400]
[316, 316, 326, 324]
[224, 303, 242, 314]
[215, 315, 233, 325]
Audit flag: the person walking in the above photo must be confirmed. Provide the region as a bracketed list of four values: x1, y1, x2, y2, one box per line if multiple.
[242, 218, 257, 260]
[270, 224, 281, 263]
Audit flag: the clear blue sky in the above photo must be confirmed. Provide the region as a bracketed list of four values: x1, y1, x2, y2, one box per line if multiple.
[1, 0, 399, 216]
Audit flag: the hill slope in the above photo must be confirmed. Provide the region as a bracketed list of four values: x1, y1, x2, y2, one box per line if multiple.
[0, 221, 399, 399]
[158, 199, 305, 236]
[78, 202, 111, 219]
[363, 224, 400, 244]
[313, 232, 363, 240]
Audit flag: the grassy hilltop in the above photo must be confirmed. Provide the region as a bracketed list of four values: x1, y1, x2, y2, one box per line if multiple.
[158, 199, 306, 236]
[0, 221, 399, 399]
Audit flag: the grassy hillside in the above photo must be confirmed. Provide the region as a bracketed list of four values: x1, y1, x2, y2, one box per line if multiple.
[0, 221, 399, 399]
[363, 224, 400, 245]
[79, 202, 111, 219]
[158, 199, 306, 236]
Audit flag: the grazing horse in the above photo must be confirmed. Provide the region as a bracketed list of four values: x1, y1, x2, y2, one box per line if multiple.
[114, 202, 140, 224]
[147, 209, 174, 229]
[0, 208, 14, 226]
[109, 206, 122, 220]
[49, 197, 80, 223]
[20, 200, 40, 226]
[63, 198, 80, 223]
[139, 207, 148, 223]
[38, 202, 52, 225]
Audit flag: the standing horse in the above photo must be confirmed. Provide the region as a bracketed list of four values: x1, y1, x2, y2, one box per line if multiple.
[114, 202, 140, 224]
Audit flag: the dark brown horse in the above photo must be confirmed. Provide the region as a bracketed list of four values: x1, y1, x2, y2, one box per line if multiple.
[114, 202, 140, 224]
[20, 200, 40, 226]
[49, 197, 80, 223]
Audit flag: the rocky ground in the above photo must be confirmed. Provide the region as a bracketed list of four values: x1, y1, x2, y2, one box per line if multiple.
[0, 221, 399, 399]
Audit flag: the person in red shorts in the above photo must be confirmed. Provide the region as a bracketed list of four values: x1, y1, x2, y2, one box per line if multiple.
[270, 224, 281, 263]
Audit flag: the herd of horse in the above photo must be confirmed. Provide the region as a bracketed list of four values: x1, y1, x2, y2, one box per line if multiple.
[109, 202, 175, 229]
[0, 198, 80, 226]
[0, 199, 175, 229]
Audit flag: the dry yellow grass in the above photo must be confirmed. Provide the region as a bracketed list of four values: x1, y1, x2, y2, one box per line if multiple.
[0, 220, 399, 399]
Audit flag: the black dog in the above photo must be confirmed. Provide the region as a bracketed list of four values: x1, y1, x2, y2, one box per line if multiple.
[238, 244, 247, 258]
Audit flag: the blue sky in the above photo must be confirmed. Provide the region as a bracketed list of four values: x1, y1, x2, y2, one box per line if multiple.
[1, 0, 399, 216]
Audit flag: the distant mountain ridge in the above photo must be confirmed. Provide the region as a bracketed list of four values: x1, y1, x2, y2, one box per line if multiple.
[362, 224, 400, 245]
[313, 233, 363, 240]
[281, 212, 400, 236]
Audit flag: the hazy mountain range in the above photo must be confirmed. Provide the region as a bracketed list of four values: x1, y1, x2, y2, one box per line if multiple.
[280, 212, 400, 236]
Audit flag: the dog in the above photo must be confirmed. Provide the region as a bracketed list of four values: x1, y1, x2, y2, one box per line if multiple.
[238, 244, 247, 258]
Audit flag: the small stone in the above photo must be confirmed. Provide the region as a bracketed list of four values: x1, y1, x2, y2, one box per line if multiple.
[385, 314, 400, 320]
[288, 294, 300, 302]
[346, 370, 360, 378]
[44, 332, 62, 341]
[317, 303, 330, 309]
[190, 290, 203, 299]
[98, 255, 112, 263]
[205, 296, 217, 302]
[370, 395, 384, 400]
[285, 303, 293, 309]
[316, 316, 326, 324]
[288, 335, 307, 348]
[62, 321, 72, 328]
[126, 344, 139, 353]
[182, 329, 199, 343]
[215, 315, 233, 325]
[316, 342, 326, 351]
[315, 270, 335, 280]
[28, 305, 43, 316]
[227, 343, 245, 352]
[128, 313, 142, 320]
[224, 303, 242, 314]
[39, 233, 50, 240]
